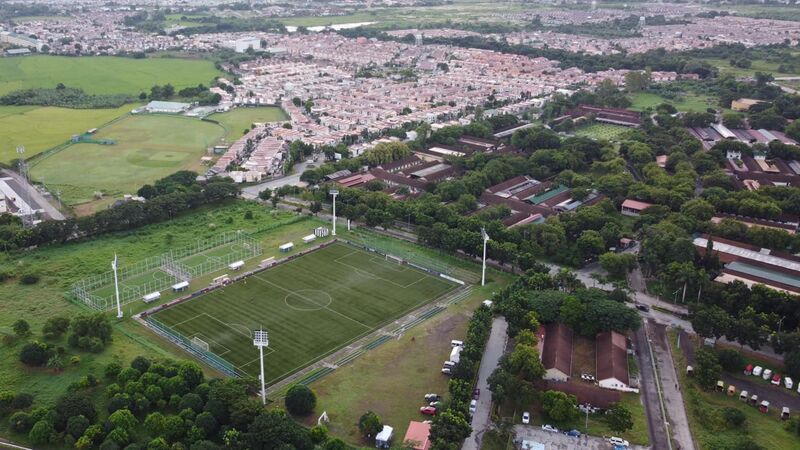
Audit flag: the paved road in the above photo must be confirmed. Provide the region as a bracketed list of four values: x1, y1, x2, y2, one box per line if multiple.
[635, 322, 671, 450]
[650, 321, 695, 450]
[240, 161, 311, 199]
[514, 425, 649, 450]
[462, 317, 508, 450]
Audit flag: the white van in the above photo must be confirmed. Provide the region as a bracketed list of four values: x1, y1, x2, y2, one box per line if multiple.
[753, 366, 763, 377]
[785, 377, 794, 390]
[451, 340, 464, 348]
[763, 368, 773, 381]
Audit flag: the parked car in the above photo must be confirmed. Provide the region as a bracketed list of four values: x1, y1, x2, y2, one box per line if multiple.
[429, 401, 442, 408]
[451, 340, 464, 347]
[541, 424, 559, 433]
[744, 364, 753, 376]
[608, 437, 630, 447]
[635, 303, 650, 312]
[472, 388, 480, 399]
[785, 377, 794, 390]
[763, 369, 773, 381]
[441, 367, 452, 375]
[753, 366, 763, 377]
[564, 429, 581, 437]
[772, 374, 782, 386]
[424, 394, 440, 402]
[419, 406, 437, 416]
[469, 400, 477, 415]
[521, 412, 530, 424]
[580, 373, 596, 382]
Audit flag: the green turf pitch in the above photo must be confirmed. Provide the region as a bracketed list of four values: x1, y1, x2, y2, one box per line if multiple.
[150, 243, 456, 382]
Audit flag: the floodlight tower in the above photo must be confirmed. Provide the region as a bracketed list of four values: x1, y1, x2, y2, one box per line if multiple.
[16, 146, 31, 228]
[329, 189, 339, 236]
[253, 329, 270, 405]
[112, 254, 123, 319]
[481, 227, 490, 286]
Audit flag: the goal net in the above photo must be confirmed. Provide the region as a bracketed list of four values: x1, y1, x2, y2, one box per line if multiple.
[191, 337, 210, 352]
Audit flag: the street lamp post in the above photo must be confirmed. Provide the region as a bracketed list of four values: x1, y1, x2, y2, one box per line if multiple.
[329, 189, 339, 236]
[253, 329, 269, 405]
[481, 228, 490, 286]
[112, 254, 123, 319]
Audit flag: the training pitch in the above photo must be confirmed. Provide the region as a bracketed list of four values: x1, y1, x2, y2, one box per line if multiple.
[149, 243, 457, 382]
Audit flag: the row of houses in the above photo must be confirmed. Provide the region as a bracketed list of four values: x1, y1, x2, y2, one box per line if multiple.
[688, 124, 797, 151]
[555, 104, 642, 128]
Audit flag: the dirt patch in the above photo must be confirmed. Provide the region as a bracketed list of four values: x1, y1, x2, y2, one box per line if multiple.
[571, 334, 596, 379]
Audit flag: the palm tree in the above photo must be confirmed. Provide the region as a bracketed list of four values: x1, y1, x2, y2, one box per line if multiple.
[47, 355, 64, 374]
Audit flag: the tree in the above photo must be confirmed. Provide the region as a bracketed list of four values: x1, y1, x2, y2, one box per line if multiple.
[507, 344, 545, 381]
[786, 120, 800, 142]
[624, 70, 651, 92]
[681, 198, 715, 222]
[131, 356, 151, 373]
[109, 409, 137, 434]
[284, 385, 316, 416]
[722, 112, 744, 129]
[42, 316, 70, 339]
[429, 411, 471, 450]
[605, 403, 634, 433]
[19, 341, 50, 366]
[258, 188, 272, 201]
[717, 349, 745, 372]
[178, 361, 204, 389]
[694, 347, 722, 390]
[786, 350, 800, 380]
[576, 230, 605, 259]
[691, 305, 732, 339]
[358, 411, 382, 439]
[12, 319, 30, 338]
[541, 391, 578, 422]
[599, 252, 637, 279]
[28, 420, 54, 445]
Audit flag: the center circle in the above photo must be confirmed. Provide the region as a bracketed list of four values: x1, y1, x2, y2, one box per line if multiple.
[284, 290, 333, 311]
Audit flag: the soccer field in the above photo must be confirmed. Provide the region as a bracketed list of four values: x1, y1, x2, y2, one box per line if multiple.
[149, 243, 457, 382]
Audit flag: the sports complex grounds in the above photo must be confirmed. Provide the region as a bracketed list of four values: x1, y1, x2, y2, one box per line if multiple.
[146, 242, 458, 383]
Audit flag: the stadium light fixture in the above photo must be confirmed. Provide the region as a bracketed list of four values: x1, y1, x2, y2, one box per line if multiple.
[112, 254, 123, 319]
[253, 329, 270, 405]
[329, 189, 339, 236]
[481, 228, 490, 286]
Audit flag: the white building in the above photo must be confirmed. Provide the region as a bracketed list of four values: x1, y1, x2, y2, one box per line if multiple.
[232, 37, 261, 53]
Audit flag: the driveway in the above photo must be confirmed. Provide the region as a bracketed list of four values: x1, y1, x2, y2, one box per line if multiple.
[514, 425, 649, 450]
[463, 317, 508, 450]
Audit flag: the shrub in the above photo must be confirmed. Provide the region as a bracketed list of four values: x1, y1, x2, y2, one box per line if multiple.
[12, 319, 30, 337]
[19, 341, 51, 366]
[8, 411, 33, 433]
[723, 407, 747, 427]
[11, 393, 33, 410]
[42, 316, 71, 339]
[19, 273, 40, 285]
[131, 356, 151, 373]
[55, 392, 97, 429]
[28, 419, 54, 445]
[284, 385, 316, 416]
[67, 415, 91, 439]
[358, 411, 382, 439]
[105, 362, 123, 379]
[717, 349, 745, 372]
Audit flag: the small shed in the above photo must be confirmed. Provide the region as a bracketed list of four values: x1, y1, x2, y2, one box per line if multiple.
[750, 394, 759, 406]
[739, 390, 748, 401]
[759, 400, 770, 413]
[715, 380, 724, 392]
[303, 234, 317, 244]
[172, 281, 189, 292]
[782, 407, 791, 420]
[686, 365, 694, 376]
[279, 242, 294, 253]
[143, 291, 161, 303]
[229, 260, 245, 271]
[727, 385, 736, 396]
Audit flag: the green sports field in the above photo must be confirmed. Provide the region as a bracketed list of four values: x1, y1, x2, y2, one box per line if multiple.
[0, 56, 223, 96]
[208, 107, 288, 143]
[149, 243, 456, 382]
[0, 104, 135, 163]
[30, 114, 225, 204]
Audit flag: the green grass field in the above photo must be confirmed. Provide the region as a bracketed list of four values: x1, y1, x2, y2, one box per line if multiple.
[0, 104, 135, 163]
[572, 123, 630, 141]
[208, 106, 288, 143]
[30, 114, 225, 204]
[0, 55, 222, 96]
[705, 58, 800, 79]
[629, 92, 719, 113]
[150, 243, 456, 382]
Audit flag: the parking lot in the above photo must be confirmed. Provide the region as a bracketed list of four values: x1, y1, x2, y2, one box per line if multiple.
[514, 425, 650, 450]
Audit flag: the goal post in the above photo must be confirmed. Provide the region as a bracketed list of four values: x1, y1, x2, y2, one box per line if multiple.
[191, 336, 210, 352]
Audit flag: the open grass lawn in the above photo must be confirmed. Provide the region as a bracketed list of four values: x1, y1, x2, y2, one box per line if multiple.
[305, 281, 508, 447]
[208, 106, 288, 143]
[705, 58, 800, 79]
[629, 92, 719, 113]
[30, 114, 225, 204]
[572, 123, 630, 141]
[151, 243, 456, 382]
[669, 330, 799, 450]
[0, 55, 222, 96]
[0, 104, 134, 163]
